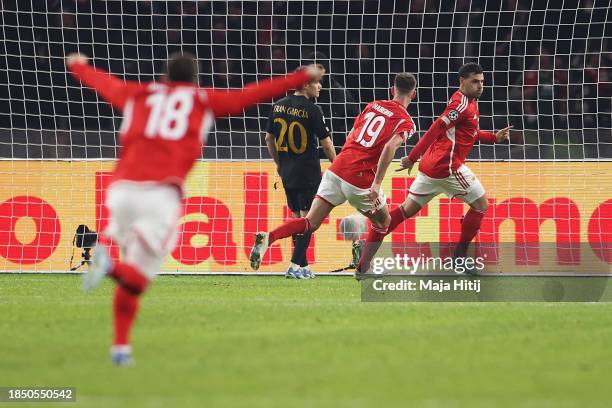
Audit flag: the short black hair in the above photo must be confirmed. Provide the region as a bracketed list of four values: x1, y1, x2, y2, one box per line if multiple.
[458, 62, 484, 79]
[394, 73, 417, 95]
[166, 53, 198, 83]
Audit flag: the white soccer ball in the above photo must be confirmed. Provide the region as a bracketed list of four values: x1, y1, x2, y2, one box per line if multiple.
[339, 214, 368, 241]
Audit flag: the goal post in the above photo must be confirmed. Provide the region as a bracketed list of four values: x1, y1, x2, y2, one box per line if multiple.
[1, 1, 610, 274]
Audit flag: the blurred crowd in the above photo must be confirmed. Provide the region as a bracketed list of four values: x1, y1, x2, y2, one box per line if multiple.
[1, 0, 610, 159]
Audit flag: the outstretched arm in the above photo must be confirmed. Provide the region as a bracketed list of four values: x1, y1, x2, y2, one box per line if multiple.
[66, 53, 142, 112]
[206, 65, 323, 118]
[477, 126, 512, 143]
[476, 130, 497, 143]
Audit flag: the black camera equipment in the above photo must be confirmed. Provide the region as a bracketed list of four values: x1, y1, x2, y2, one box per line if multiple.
[69, 224, 98, 271]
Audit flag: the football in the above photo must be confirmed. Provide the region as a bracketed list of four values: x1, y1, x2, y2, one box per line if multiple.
[339, 213, 368, 241]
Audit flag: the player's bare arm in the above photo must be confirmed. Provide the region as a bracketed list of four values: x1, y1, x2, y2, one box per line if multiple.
[264, 132, 281, 173]
[396, 156, 415, 174]
[368, 133, 404, 202]
[320, 136, 336, 163]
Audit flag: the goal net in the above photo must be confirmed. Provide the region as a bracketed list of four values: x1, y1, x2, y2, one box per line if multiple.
[1, 0, 610, 274]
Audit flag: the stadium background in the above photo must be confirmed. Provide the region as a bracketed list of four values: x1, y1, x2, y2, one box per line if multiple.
[0, 0, 610, 273]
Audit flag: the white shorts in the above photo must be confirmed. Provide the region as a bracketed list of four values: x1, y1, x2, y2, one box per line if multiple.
[408, 165, 485, 207]
[105, 181, 181, 279]
[315, 170, 387, 213]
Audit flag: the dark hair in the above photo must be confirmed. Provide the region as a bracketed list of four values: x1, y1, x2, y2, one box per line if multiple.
[394, 73, 416, 95]
[458, 62, 484, 79]
[166, 53, 198, 83]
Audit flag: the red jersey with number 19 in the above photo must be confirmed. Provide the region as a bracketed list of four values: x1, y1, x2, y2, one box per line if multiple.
[328, 100, 415, 189]
[68, 61, 310, 190]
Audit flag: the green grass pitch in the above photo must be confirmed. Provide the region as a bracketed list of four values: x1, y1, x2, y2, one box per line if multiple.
[1, 274, 612, 407]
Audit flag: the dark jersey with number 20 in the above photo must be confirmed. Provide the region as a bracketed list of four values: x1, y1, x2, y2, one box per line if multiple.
[266, 94, 330, 189]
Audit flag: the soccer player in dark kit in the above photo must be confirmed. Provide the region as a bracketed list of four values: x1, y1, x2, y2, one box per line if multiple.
[265, 64, 336, 279]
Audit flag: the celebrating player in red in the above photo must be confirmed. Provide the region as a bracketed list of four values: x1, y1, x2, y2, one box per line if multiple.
[67, 52, 323, 365]
[356, 62, 512, 275]
[249, 73, 417, 272]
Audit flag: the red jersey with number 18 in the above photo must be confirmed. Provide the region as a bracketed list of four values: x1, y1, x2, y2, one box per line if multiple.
[328, 100, 415, 189]
[111, 82, 214, 187]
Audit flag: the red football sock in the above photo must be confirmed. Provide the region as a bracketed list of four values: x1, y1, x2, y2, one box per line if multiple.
[357, 206, 408, 273]
[356, 226, 389, 273]
[110, 262, 149, 295]
[269, 218, 310, 244]
[388, 206, 408, 233]
[113, 285, 139, 346]
[459, 208, 486, 244]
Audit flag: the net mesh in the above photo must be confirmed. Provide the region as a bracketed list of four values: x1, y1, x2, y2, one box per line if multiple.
[0, 0, 610, 273]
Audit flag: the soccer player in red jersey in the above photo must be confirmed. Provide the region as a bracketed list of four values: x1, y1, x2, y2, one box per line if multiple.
[249, 73, 417, 271]
[356, 63, 512, 275]
[66, 52, 323, 365]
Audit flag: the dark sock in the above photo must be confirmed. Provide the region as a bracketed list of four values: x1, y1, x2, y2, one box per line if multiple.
[291, 231, 312, 267]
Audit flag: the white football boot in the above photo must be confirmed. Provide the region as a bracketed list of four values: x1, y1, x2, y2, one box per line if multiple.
[249, 232, 269, 270]
[82, 244, 112, 291]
